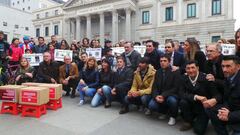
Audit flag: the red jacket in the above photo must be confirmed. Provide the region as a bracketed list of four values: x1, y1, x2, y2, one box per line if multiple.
[9, 44, 23, 62]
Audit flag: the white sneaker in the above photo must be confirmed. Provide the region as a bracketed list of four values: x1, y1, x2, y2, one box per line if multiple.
[168, 117, 176, 126]
[158, 114, 167, 120]
[144, 109, 152, 115]
[78, 100, 84, 106]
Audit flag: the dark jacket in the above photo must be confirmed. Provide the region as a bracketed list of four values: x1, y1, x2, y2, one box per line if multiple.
[121, 50, 141, 71]
[152, 68, 181, 99]
[32, 44, 48, 53]
[113, 67, 134, 93]
[37, 60, 59, 83]
[223, 70, 240, 128]
[15, 66, 35, 85]
[144, 49, 163, 70]
[98, 70, 114, 88]
[81, 68, 99, 88]
[0, 39, 10, 65]
[179, 72, 221, 105]
[204, 55, 225, 95]
[194, 51, 206, 72]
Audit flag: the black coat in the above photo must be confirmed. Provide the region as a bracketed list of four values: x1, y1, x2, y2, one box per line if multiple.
[81, 68, 99, 88]
[121, 50, 141, 71]
[152, 68, 181, 99]
[179, 72, 221, 105]
[37, 61, 60, 83]
[184, 51, 206, 73]
[144, 49, 163, 70]
[204, 55, 225, 95]
[98, 70, 114, 88]
[113, 67, 133, 93]
[223, 70, 240, 128]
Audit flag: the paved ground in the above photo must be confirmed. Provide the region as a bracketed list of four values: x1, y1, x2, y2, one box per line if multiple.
[0, 96, 215, 135]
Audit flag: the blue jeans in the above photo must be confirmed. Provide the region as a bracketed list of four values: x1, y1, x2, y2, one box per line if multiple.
[124, 95, 152, 107]
[91, 85, 112, 107]
[148, 96, 178, 118]
[76, 83, 96, 101]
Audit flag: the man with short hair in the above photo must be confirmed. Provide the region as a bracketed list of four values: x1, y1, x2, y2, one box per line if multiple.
[32, 37, 48, 53]
[120, 57, 156, 114]
[164, 40, 185, 72]
[121, 41, 141, 71]
[148, 54, 181, 126]
[205, 43, 225, 94]
[48, 35, 60, 49]
[36, 52, 59, 83]
[207, 55, 240, 135]
[179, 61, 221, 135]
[144, 40, 163, 70]
[59, 56, 79, 98]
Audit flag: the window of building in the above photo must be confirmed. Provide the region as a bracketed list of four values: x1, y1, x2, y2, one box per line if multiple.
[55, 10, 59, 15]
[187, 3, 196, 18]
[3, 22, 7, 26]
[23, 8, 25, 11]
[15, 25, 19, 29]
[45, 27, 49, 37]
[25, 27, 29, 31]
[212, 0, 221, 15]
[12, 2, 15, 6]
[166, 7, 173, 21]
[28, 6, 30, 10]
[17, 1, 19, 4]
[45, 12, 49, 17]
[36, 14, 40, 19]
[212, 36, 221, 42]
[142, 11, 150, 24]
[23, 0, 25, 3]
[36, 28, 40, 37]
[54, 25, 59, 35]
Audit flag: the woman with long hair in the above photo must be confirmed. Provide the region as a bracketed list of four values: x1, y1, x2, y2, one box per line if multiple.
[235, 28, 240, 57]
[15, 57, 35, 85]
[182, 38, 206, 72]
[60, 39, 70, 50]
[91, 59, 114, 108]
[76, 57, 99, 106]
[70, 43, 79, 63]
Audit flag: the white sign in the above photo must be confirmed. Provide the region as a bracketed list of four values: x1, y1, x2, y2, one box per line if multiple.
[86, 48, 102, 60]
[54, 49, 73, 62]
[221, 44, 236, 56]
[134, 46, 146, 57]
[23, 54, 43, 66]
[112, 47, 125, 56]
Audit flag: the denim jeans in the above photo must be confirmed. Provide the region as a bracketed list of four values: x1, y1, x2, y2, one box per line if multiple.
[124, 95, 152, 107]
[76, 83, 96, 101]
[148, 96, 178, 118]
[91, 85, 112, 107]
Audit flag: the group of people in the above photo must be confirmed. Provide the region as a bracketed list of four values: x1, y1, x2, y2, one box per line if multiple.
[0, 28, 240, 135]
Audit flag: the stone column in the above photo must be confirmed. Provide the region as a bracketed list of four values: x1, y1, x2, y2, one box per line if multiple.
[86, 15, 91, 39]
[125, 8, 131, 41]
[76, 16, 81, 41]
[112, 10, 118, 44]
[99, 12, 105, 47]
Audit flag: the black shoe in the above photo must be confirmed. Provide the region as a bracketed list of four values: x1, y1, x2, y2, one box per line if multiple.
[104, 101, 111, 108]
[119, 106, 129, 114]
[65, 92, 70, 96]
[70, 94, 75, 98]
[180, 122, 192, 131]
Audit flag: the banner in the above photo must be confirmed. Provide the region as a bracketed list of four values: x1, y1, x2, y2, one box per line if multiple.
[221, 44, 236, 56]
[23, 53, 43, 66]
[86, 48, 102, 60]
[54, 49, 73, 62]
[112, 47, 125, 55]
[134, 46, 146, 57]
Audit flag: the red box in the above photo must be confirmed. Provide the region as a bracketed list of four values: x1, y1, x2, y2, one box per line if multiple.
[0, 85, 25, 103]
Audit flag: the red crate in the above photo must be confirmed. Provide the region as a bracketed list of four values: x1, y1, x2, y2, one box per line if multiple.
[21, 104, 47, 118]
[46, 98, 62, 111]
[1, 102, 19, 115]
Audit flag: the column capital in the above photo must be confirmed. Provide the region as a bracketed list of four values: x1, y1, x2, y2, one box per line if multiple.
[125, 8, 132, 14]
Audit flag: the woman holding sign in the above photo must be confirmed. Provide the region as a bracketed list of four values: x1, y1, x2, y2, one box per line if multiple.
[76, 57, 99, 106]
[235, 28, 240, 57]
[15, 57, 35, 85]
